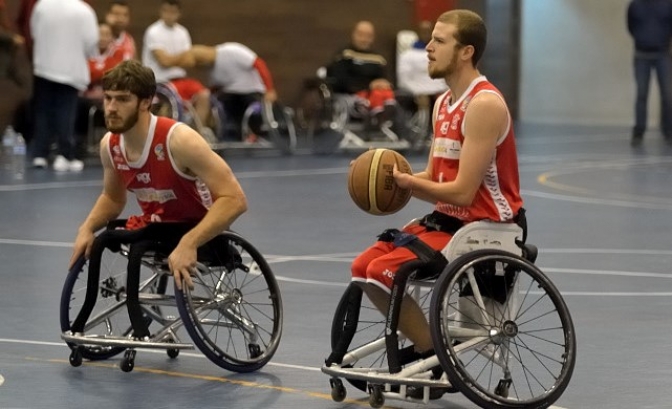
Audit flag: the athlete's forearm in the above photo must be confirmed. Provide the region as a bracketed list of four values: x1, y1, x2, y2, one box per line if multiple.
[179, 193, 247, 249]
[79, 194, 126, 234]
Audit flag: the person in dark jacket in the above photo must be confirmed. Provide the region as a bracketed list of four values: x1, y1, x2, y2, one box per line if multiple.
[326, 21, 396, 128]
[627, 0, 672, 146]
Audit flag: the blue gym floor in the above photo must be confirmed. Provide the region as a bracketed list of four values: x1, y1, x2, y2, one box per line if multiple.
[1, 123, 671, 409]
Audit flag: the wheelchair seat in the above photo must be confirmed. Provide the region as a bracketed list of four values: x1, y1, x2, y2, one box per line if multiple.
[60, 220, 283, 373]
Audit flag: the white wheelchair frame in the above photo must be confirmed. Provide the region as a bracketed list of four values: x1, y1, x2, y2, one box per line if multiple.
[322, 220, 575, 409]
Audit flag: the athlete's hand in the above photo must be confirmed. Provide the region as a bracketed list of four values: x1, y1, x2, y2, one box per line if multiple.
[264, 90, 278, 103]
[168, 242, 196, 291]
[393, 163, 413, 190]
[70, 228, 95, 269]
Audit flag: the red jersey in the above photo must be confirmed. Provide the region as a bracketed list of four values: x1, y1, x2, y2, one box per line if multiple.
[110, 31, 136, 61]
[107, 115, 212, 228]
[431, 76, 523, 222]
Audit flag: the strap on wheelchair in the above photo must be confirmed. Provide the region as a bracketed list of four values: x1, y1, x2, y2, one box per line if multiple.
[325, 283, 363, 367]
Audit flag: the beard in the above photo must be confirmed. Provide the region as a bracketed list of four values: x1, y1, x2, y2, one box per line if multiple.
[105, 109, 139, 134]
[429, 53, 458, 79]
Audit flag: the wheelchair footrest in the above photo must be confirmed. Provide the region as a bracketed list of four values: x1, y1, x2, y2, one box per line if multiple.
[62, 331, 194, 350]
[321, 364, 451, 389]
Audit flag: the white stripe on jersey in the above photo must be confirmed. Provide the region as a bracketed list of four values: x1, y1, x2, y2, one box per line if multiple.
[483, 160, 514, 221]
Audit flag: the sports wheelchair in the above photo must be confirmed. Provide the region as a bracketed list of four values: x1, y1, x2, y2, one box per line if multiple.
[60, 221, 283, 373]
[295, 73, 430, 155]
[151, 83, 297, 155]
[322, 217, 576, 409]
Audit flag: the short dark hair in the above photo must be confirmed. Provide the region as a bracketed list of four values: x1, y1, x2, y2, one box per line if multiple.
[102, 60, 156, 101]
[162, 0, 181, 8]
[108, 0, 129, 10]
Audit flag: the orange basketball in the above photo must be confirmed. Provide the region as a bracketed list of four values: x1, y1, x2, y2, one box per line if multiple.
[347, 149, 413, 215]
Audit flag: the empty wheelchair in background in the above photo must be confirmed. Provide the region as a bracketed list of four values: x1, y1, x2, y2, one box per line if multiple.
[323, 219, 576, 409]
[60, 221, 283, 373]
[151, 82, 297, 155]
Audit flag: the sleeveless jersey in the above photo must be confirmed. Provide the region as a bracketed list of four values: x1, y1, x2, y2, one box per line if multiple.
[107, 115, 212, 227]
[431, 76, 522, 222]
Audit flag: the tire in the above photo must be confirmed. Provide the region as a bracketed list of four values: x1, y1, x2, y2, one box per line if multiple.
[429, 250, 576, 409]
[175, 232, 283, 373]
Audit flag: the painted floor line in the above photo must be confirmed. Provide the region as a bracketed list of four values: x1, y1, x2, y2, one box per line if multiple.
[2, 339, 569, 409]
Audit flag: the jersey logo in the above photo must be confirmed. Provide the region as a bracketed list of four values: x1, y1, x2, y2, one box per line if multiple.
[450, 113, 461, 130]
[136, 172, 151, 184]
[433, 137, 461, 160]
[154, 144, 165, 161]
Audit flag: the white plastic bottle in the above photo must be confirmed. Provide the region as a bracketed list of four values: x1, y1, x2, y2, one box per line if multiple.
[12, 133, 26, 180]
[2, 126, 16, 171]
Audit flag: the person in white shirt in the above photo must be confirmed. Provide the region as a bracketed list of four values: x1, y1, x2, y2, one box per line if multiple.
[190, 42, 278, 139]
[397, 21, 448, 103]
[141, 0, 211, 129]
[30, 0, 98, 172]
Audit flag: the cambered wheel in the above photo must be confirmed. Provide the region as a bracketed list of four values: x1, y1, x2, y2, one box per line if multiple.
[430, 250, 576, 409]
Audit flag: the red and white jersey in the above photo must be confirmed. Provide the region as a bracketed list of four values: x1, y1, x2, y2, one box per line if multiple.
[110, 31, 136, 61]
[107, 115, 212, 228]
[431, 76, 523, 222]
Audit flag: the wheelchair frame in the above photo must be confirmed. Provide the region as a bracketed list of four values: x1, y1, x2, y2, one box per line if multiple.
[60, 222, 283, 373]
[296, 76, 431, 154]
[322, 221, 576, 409]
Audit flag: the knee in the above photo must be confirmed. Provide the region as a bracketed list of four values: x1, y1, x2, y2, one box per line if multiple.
[351, 254, 369, 279]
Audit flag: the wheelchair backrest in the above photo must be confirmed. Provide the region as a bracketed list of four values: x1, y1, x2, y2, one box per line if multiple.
[441, 221, 523, 262]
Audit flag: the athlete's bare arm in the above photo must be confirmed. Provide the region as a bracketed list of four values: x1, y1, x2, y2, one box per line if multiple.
[69, 134, 128, 268]
[152, 48, 195, 69]
[166, 125, 248, 289]
[394, 92, 508, 206]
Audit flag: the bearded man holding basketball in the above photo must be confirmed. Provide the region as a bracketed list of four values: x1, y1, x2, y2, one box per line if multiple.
[350, 9, 524, 377]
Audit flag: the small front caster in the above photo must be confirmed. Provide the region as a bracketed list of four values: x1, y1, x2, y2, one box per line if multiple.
[495, 378, 511, 398]
[120, 349, 136, 372]
[167, 348, 179, 359]
[329, 378, 346, 402]
[368, 384, 385, 408]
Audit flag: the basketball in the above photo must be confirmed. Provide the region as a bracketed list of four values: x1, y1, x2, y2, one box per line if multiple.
[347, 149, 413, 215]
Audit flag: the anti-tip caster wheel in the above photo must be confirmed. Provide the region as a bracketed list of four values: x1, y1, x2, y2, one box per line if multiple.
[120, 349, 136, 372]
[329, 378, 346, 402]
[68, 347, 83, 367]
[167, 348, 179, 359]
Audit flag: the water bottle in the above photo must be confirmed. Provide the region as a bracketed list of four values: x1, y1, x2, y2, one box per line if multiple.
[11, 133, 26, 180]
[2, 126, 16, 171]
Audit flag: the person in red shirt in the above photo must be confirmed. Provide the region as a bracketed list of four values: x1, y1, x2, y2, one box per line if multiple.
[70, 60, 247, 290]
[105, 0, 135, 61]
[350, 10, 523, 397]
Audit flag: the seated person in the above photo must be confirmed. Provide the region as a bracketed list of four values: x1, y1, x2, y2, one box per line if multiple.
[190, 42, 278, 139]
[141, 0, 211, 132]
[326, 20, 396, 128]
[74, 22, 118, 158]
[70, 59, 248, 292]
[397, 20, 448, 110]
[105, 0, 136, 61]
[351, 10, 522, 399]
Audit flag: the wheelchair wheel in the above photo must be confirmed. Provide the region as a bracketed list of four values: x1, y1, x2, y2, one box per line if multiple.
[242, 101, 297, 155]
[429, 250, 576, 409]
[151, 83, 184, 121]
[60, 249, 170, 360]
[175, 232, 283, 373]
[329, 281, 433, 392]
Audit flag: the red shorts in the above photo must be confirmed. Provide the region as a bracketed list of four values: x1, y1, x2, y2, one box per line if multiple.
[356, 89, 395, 113]
[351, 224, 452, 292]
[170, 78, 207, 102]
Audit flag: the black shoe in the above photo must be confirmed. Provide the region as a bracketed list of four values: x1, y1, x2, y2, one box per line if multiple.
[631, 133, 643, 147]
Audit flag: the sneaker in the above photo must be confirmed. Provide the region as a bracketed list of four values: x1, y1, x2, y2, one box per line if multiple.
[32, 157, 48, 169]
[631, 131, 643, 147]
[69, 159, 84, 172]
[52, 155, 70, 172]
